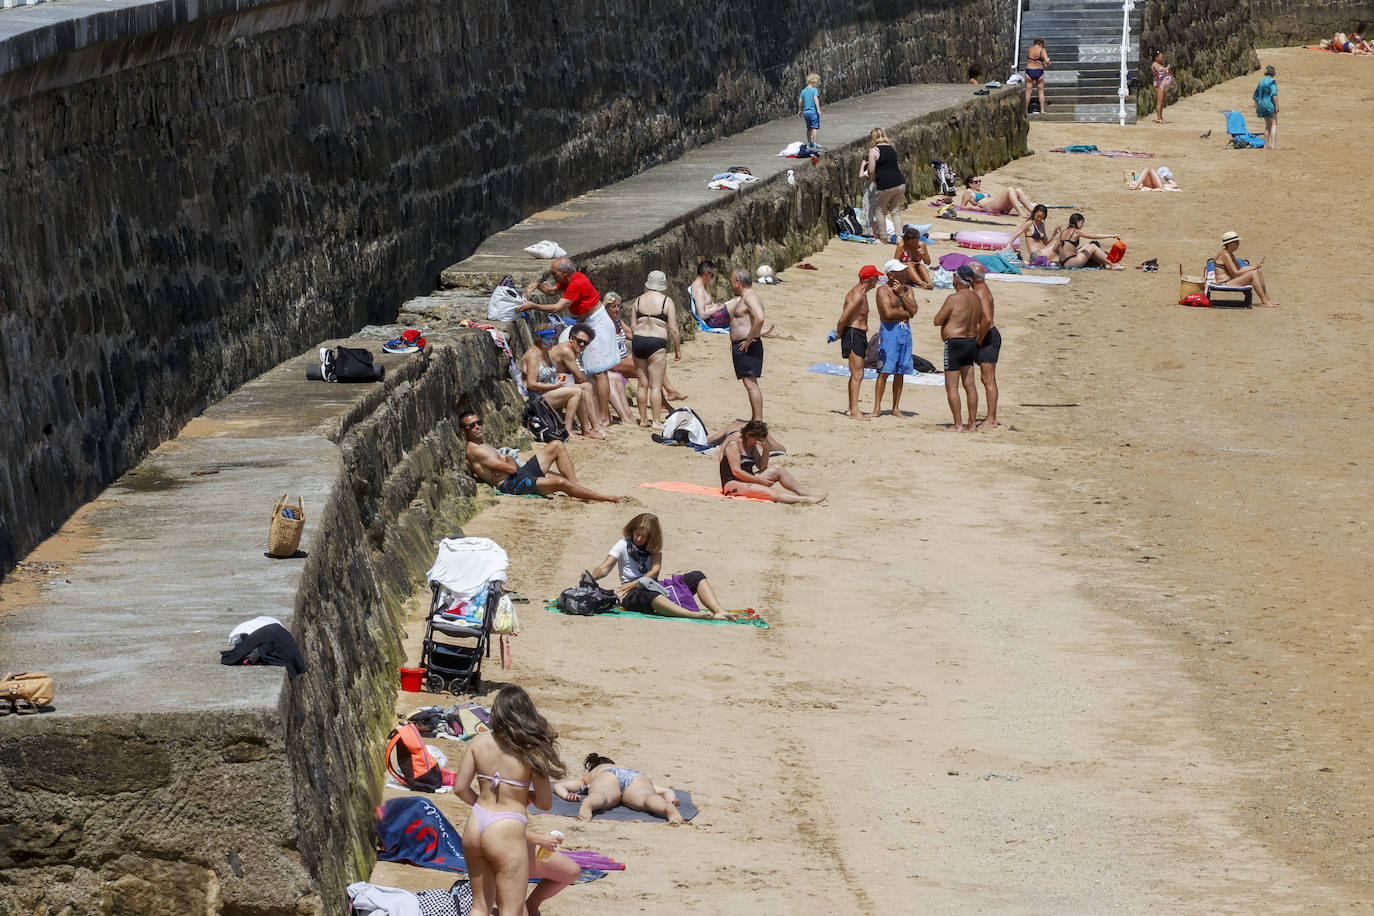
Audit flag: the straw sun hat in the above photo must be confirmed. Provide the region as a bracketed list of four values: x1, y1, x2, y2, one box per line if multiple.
[1221, 231, 1242, 244]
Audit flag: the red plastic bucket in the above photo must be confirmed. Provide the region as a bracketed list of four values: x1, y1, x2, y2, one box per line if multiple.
[399, 667, 426, 692]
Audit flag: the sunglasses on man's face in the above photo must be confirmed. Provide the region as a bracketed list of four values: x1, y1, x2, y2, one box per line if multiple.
[572, 337, 590, 347]
[462, 420, 482, 430]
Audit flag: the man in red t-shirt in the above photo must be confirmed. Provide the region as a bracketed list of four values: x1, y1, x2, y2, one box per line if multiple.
[523, 258, 614, 434]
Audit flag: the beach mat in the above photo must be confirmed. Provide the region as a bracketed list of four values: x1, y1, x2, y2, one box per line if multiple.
[535, 785, 699, 822]
[637, 480, 774, 501]
[544, 600, 769, 628]
[1050, 146, 1155, 159]
[984, 274, 1071, 285]
[806, 363, 944, 385]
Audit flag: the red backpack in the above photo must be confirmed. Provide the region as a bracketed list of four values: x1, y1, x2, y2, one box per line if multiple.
[386, 723, 444, 792]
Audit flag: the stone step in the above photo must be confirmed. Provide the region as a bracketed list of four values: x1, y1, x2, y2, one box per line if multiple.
[1029, 109, 1138, 124]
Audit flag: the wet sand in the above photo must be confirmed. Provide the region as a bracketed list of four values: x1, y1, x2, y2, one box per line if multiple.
[375, 47, 1372, 910]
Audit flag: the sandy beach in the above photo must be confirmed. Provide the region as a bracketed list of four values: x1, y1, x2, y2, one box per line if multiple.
[375, 48, 1374, 911]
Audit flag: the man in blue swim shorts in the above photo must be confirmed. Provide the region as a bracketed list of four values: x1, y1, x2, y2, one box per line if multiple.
[872, 259, 920, 418]
[460, 410, 624, 502]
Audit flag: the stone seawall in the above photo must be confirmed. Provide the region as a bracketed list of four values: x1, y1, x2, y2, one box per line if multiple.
[0, 0, 1017, 576]
[1252, 0, 1374, 44]
[1137, 0, 1260, 116]
[0, 330, 528, 915]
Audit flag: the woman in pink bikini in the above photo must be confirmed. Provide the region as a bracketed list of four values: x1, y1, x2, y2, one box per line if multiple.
[1150, 51, 1172, 123]
[455, 685, 565, 916]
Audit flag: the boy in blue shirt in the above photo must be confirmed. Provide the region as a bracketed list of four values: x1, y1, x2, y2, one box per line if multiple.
[798, 73, 822, 147]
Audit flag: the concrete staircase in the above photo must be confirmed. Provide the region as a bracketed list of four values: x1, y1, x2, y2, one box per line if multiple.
[1019, 0, 1142, 123]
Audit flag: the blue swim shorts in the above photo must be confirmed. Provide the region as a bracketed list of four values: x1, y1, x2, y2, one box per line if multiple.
[877, 321, 914, 375]
[803, 110, 820, 130]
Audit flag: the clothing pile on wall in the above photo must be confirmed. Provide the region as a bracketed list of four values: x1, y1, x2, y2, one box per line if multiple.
[219, 616, 306, 679]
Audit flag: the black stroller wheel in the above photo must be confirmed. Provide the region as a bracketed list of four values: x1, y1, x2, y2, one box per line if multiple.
[424, 673, 446, 694]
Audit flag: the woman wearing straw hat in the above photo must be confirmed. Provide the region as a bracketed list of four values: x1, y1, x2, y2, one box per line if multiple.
[1215, 231, 1279, 307]
[630, 270, 681, 429]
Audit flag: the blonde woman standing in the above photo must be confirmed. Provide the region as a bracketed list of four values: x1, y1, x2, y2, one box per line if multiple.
[861, 128, 906, 243]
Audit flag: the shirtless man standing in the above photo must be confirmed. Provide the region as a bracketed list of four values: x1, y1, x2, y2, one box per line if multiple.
[932, 265, 982, 432]
[833, 265, 881, 420]
[873, 260, 920, 418]
[968, 263, 1001, 429]
[547, 322, 607, 439]
[460, 410, 624, 501]
[725, 269, 767, 421]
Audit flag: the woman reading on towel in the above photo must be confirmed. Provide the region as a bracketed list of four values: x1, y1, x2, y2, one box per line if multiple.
[1009, 204, 1062, 263]
[587, 512, 736, 620]
[456, 686, 564, 916]
[960, 175, 1033, 216]
[893, 226, 935, 289]
[553, 753, 685, 825]
[522, 327, 595, 437]
[719, 420, 826, 505]
[1055, 213, 1124, 270]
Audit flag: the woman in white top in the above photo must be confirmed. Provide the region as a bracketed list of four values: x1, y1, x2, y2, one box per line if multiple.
[586, 513, 734, 619]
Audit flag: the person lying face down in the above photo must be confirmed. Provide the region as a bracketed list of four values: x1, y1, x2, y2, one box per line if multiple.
[552, 752, 686, 825]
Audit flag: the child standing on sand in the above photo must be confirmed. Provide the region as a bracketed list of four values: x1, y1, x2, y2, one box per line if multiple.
[798, 73, 822, 146]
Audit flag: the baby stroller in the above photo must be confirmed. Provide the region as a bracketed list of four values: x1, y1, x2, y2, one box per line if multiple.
[419, 580, 499, 696]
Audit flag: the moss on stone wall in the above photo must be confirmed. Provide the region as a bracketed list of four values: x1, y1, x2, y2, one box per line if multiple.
[1138, 0, 1259, 116]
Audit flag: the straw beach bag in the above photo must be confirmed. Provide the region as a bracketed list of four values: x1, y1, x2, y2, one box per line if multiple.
[268, 494, 305, 558]
[1179, 265, 1205, 299]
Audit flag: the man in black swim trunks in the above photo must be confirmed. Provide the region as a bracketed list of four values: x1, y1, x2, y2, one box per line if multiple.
[834, 265, 881, 420]
[968, 263, 1001, 429]
[932, 266, 981, 432]
[725, 269, 767, 421]
[460, 410, 624, 502]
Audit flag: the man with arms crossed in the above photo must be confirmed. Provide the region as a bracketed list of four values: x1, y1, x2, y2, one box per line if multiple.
[460, 411, 624, 502]
[873, 259, 920, 418]
[833, 265, 881, 420]
[725, 269, 767, 422]
[968, 262, 1000, 429]
[932, 265, 981, 432]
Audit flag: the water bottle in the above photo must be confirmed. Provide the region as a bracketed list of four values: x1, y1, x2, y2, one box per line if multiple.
[536, 830, 563, 861]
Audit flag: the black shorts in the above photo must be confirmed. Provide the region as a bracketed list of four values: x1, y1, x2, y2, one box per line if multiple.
[498, 456, 542, 495]
[731, 338, 764, 379]
[976, 326, 1002, 365]
[943, 338, 978, 372]
[840, 326, 868, 359]
[631, 335, 668, 360]
[621, 571, 707, 613]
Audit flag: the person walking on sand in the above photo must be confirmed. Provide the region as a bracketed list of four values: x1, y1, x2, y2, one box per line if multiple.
[1024, 37, 1050, 114]
[833, 265, 881, 420]
[967, 263, 1001, 429]
[1254, 65, 1279, 150]
[719, 421, 825, 504]
[1150, 51, 1171, 123]
[725, 269, 767, 421]
[460, 410, 626, 501]
[933, 266, 982, 432]
[873, 260, 919, 418]
[798, 73, 822, 147]
[1215, 231, 1279, 307]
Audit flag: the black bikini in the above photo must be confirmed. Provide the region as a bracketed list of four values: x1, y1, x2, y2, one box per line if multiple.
[632, 294, 670, 359]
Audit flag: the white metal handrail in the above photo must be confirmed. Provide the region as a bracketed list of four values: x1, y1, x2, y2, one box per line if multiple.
[1013, 0, 1024, 73]
[1118, 0, 1133, 125]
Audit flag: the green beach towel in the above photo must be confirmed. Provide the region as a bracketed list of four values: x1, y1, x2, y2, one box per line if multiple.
[544, 601, 769, 628]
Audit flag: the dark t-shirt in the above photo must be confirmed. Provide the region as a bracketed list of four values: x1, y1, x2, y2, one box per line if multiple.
[873, 144, 905, 191]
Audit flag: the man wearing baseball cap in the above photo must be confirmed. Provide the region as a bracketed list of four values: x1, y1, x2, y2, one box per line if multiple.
[872, 260, 920, 418]
[932, 265, 982, 431]
[832, 265, 882, 419]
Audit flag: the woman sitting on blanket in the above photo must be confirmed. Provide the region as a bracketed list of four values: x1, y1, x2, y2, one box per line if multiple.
[893, 226, 934, 289]
[587, 512, 736, 620]
[1009, 204, 1061, 264]
[960, 174, 1033, 216]
[553, 753, 685, 825]
[1055, 213, 1125, 270]
[522, 327, 596, 437]
[1124, 166, 1178, 190]
[719, 420, 826, 505]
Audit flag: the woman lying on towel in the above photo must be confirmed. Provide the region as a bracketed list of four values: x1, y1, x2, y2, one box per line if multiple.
[719, 421, 826, 505]
[960, 174, 1034, 216]
[1322, 28, 1370, 53]
[1124, 166, 1179, 190]
[553, 753, 685, 825]
[587, 513, 737, 620]
[1009, 204, 1062, 263]
[1054, 213, 1125, 269]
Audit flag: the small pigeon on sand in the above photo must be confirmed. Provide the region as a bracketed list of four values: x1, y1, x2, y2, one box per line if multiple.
[1200, 129, 1212, 139]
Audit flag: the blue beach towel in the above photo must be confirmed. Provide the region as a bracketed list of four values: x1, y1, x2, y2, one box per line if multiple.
[686, 286, 729, 334]
[807, 362, 944, 385]
[1224, 110, 1265, 148]
[838, 231, 877, 244]
[973, 253, 1022, 274]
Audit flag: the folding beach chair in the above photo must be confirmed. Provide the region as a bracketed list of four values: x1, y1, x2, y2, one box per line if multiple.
[419, 581, 499, 695]
[1205, 260, 1254, 309]
[687, 286, 729, 334]
[1223, 110, 1265, 148]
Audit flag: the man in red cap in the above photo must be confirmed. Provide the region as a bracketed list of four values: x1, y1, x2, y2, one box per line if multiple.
[832, 265, 882, 419]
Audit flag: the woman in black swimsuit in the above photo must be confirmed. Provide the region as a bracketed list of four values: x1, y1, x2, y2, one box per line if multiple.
[1009, 204, 1061, 263]
[1025, 38, 1050, 114]
[719, 421, 825, 505]
[630, 270, 681, 430]
[1055, 213, 1124, 270]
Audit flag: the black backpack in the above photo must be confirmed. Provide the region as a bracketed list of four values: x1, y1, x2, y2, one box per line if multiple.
[931, 159, 957, 197]
[522, 393, 569, 443]
[831, 205, 865, 237]
[557, 571, 619, 616]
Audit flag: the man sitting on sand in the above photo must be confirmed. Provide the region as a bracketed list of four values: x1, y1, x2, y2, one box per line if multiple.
[833, 265, 881, 420]
[932, 266, 982, 432]
[873, 260, 920, 418]
[546, 322, 609, 438]
[460, 410, 624, 502]
[718, 420, 825, 505]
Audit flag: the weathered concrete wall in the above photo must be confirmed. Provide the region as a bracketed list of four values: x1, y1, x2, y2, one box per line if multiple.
[0, 0, 1017, 577]
[1252, 0, 1374, 44]
[0, 331, 526, 915]
[1138, 0, 1260, 115]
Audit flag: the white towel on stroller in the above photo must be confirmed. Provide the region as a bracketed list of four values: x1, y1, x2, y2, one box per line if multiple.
[426, 537, 509, 606]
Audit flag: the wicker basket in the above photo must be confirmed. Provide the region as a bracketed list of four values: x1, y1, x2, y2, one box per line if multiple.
[1179, 265, 1205, 299]
[268, 494, 305, 558]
